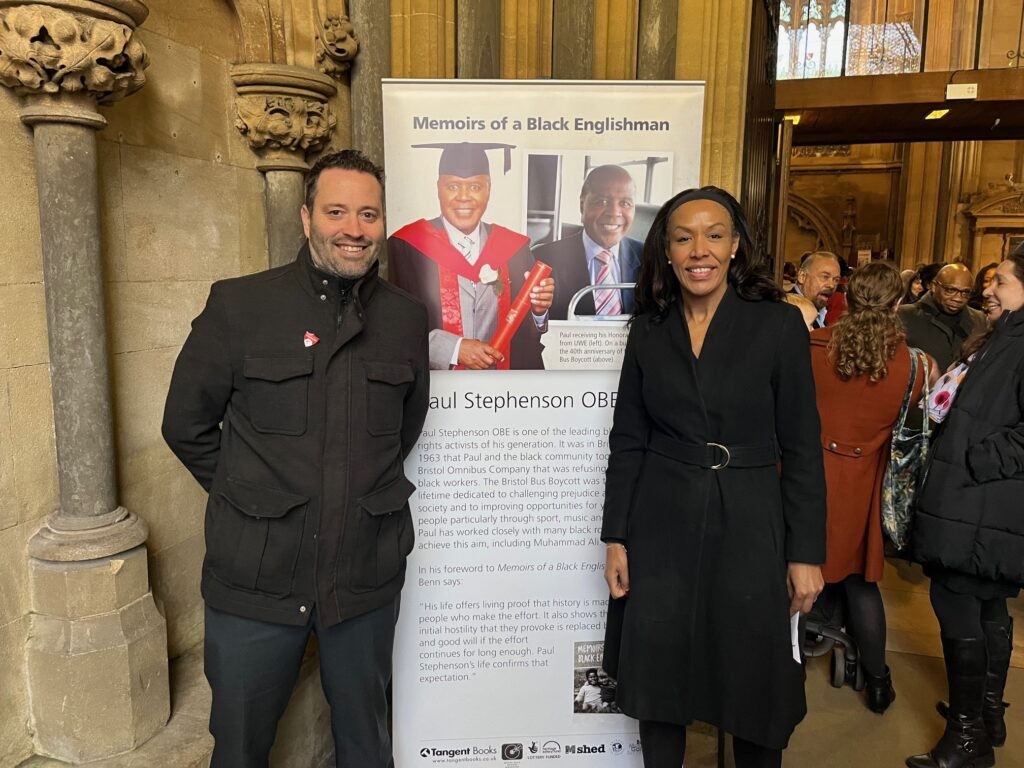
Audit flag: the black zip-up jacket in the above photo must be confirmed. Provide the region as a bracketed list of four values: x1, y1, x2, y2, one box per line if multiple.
[162, 246, 429, 626]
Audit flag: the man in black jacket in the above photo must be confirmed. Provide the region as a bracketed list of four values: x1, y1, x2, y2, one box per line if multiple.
[898, 263, 987, 372]
[163, 150, 429, 767]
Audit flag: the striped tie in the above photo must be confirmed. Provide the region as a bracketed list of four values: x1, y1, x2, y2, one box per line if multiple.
[594, 249, 621, 316]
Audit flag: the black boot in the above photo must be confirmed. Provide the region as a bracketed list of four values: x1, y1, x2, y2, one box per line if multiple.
[981, 617, 1012, 748]
[906, 637, 995, 768]
[937, 618, 1015, 746]
[865, 666, 896, 714]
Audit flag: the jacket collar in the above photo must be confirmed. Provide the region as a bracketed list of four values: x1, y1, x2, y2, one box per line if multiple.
[918, 291, 975, 332]
[295, 242, 380, 307]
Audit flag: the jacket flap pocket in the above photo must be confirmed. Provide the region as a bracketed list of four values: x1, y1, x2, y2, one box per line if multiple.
[822, 436, 866, 458]
[243, 356, 314, 382]
[220, 477, 309, 519]
[358, 476, 416, 517]
[364, 360, 414, 385]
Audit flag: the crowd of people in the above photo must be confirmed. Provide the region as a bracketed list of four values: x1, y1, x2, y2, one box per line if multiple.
[601, 187, 1024, 768]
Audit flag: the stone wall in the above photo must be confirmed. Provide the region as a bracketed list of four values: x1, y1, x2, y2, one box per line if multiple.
[0, 1, 268, 762]
[97, 14, 269, 659]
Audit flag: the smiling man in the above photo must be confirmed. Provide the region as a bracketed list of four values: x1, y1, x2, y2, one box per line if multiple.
[162, 150, 429, 767]
[388, 141, 553, 370]
[536, 164, 643, 320]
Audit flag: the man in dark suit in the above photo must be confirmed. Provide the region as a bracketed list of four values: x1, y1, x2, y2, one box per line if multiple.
[535, 164, 643, 320]
[388, 142, 554, 370]
[162, 150, 429, 767]
[898, 262, 987, 372]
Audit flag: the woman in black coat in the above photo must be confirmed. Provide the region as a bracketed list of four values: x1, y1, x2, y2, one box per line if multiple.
[601, 187, 827, 768]
[908, 248, 1024, 768]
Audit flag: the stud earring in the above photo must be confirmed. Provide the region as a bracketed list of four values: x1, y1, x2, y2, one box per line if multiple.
[731, 253, 736, 259]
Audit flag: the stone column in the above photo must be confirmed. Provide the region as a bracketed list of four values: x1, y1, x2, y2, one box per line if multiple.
[500, 0, 553, 79]
[675, 0, 753, 192]
[637, 0, 678, 79]
[231, 64, 338, 268]
[390, 0, 454, 78]
[349, 0, 389, 166]
[593, 0, 639, 79]
[456, 0, 500, 78]
[0, 0, 169, 761]
[552, 1, 594, 79]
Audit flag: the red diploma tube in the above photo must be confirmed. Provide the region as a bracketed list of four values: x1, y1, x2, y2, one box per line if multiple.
[489, 260, 552, 352]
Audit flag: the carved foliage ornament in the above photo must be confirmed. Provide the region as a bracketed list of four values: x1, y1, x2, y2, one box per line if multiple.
[315, 15, 359, 79]
[235, 95, 336, 155]
[0, 5, 147, 101]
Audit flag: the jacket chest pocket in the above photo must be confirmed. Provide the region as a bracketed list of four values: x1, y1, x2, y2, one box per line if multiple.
[364, 361, 413, 436]
[349, 475, 416, 592]
[208, 477, 309, 598]
[243, 356, 314, 435]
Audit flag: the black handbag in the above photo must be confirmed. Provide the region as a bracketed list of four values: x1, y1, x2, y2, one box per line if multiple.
[881, 347, 931, 550]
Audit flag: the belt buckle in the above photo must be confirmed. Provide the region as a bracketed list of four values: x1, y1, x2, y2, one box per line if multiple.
[707, 442, 730, 470]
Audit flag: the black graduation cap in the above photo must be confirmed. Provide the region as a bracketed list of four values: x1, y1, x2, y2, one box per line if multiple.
[411, 142, 516, 177]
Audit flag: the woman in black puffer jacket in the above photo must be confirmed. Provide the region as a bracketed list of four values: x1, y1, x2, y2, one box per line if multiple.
[907, 246, 1024, 768]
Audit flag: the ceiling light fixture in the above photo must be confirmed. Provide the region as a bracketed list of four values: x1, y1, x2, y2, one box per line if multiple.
[925, 109, 950, 120]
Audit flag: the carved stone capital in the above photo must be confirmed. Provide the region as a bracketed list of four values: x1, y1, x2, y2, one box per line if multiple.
[231, 63, 338, 172]
[316, 14, 359, 79]
[0, 2, 149, 104]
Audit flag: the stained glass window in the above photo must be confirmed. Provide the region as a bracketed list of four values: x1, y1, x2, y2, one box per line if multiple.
[778, 0, 922, 79]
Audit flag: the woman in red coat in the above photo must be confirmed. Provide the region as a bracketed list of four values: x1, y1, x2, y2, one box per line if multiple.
[810, 261, 924, 714]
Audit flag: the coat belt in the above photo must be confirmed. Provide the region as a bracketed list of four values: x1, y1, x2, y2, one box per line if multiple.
[647, 433, 778, 470]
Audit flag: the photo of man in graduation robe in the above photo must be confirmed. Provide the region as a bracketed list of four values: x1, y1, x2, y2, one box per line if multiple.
[388, 142, 554, 370]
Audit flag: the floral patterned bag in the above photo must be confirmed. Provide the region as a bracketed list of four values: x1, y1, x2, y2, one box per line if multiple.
[881, 347, 931, 550]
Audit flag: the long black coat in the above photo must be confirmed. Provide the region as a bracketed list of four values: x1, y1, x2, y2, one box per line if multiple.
[162, 249, 429, 627]
[602, 288, 826, 749]
[913, 309, 1024, 586]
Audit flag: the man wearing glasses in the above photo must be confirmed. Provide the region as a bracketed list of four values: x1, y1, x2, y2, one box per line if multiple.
[898, 263, 987, 372]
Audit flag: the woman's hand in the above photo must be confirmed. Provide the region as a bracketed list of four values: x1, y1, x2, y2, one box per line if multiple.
[787, 562, 823, 615]
[605, 543, 630, 598]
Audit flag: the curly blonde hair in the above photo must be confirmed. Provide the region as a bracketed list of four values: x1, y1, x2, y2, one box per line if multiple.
[827, 261, 906, 381]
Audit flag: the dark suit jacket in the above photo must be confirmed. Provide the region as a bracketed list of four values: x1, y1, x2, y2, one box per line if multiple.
[535, 233, 642, 320]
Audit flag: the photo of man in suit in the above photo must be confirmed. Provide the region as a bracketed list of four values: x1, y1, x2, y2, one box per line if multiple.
[534, 164, 643, 320]
[388, 142, 554, 370]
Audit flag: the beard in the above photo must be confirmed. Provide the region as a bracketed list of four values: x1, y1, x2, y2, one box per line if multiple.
[308, 231, 378, 279]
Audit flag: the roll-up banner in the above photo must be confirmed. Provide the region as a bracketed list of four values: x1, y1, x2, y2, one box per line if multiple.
[384, 79, 704, 766]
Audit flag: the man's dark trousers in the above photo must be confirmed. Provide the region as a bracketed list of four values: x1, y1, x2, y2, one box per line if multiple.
[204, 597, 400, 768]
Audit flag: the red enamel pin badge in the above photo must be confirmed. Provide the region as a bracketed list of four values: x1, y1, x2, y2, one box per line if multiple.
[303, 331, 319, 348]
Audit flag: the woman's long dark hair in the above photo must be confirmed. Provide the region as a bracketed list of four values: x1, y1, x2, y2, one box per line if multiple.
[632, 186, 782, 322]
[969, 261, 999, 311]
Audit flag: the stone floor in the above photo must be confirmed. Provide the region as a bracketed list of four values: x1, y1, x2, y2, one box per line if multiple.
[18, 646, 1024, 766]
[684, 649, 1024, 767]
